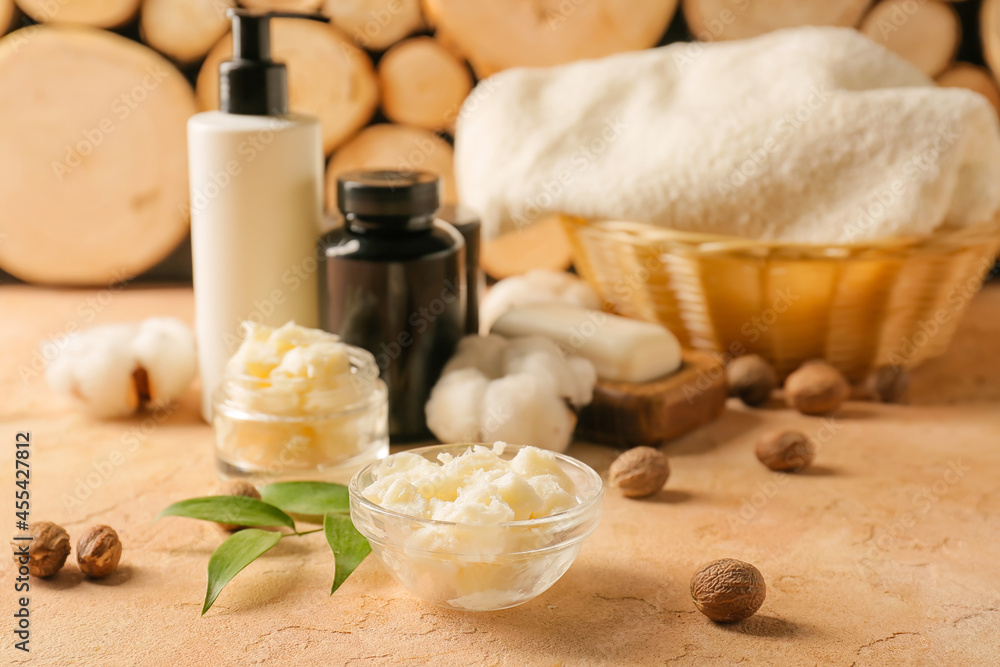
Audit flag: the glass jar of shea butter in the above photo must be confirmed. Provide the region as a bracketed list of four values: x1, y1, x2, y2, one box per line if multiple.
[213, 342, 388, 483]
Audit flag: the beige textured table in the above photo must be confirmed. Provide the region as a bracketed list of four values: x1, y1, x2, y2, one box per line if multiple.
[2, 284, 999, 666]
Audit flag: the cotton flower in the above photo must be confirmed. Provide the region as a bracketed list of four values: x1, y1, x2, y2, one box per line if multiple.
[479, 269, 600, 332]
[46, 317, 196, 417]
[425, 334, 596, 452]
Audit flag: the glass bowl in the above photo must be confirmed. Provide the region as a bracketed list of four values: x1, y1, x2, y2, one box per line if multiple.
[348, 443, 604, 611]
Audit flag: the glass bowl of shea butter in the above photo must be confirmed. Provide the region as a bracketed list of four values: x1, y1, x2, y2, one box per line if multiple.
[349, 442, 604, 611]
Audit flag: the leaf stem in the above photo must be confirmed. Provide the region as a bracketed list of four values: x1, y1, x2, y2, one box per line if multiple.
[283, 527, 325, 538]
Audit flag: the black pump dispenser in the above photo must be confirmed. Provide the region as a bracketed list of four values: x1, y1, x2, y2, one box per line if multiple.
[219, 10, 326, 116]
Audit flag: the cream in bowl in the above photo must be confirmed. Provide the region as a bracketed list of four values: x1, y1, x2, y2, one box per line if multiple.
[213, 321, 389, 482]
[349, 442, 603, 611]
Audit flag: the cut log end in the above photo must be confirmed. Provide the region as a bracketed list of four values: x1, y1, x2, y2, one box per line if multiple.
[140, 0, 234, 63]
[981, 0, 1000, 87]
[325, 124, 457, 211]
[480, 216, 573, 280]
[421, 0, 441, 27]
[378, 37, 473, 133]
[16, 0, 140, 28]
[198, 18, 378, 155]
[682, 0, 870, 42]
[937, 63, 1000, 113]
[239, 0, 322, 11]
[322, 0, 423, 52]
[431, 0, 679, 77]
[0, 0, 14, 33]
[861, 0, 960, 78]
[0, 26, 195, 286]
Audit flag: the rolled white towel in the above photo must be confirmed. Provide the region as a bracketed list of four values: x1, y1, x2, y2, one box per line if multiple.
[455, 26, 1000, 245]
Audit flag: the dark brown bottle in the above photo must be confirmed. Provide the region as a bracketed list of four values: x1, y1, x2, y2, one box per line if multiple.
[436, 205, 483, 335]
[318, 171, 466, 441]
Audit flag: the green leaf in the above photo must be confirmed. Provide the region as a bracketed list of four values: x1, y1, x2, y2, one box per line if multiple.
[202, 529, 282, 615]
[324, 513, 371, 594]
[157, 496, 295, 530]
[259, 481, 350, 516]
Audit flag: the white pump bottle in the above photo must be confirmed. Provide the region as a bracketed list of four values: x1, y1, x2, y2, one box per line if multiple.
[188, 10, 322, 420]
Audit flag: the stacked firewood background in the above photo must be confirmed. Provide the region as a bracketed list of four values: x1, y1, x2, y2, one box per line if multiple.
[0, 0, 998, 285]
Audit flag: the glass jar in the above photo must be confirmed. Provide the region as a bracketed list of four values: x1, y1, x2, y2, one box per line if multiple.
[212, 344, 389, 483]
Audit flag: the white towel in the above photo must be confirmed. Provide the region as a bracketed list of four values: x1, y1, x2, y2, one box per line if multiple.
[454, 27, 1000, 244]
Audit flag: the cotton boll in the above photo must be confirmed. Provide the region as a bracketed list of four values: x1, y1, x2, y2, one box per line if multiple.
[480, 270, 600, 331]
[502, 341, 562, 395]
[504, 336, 595, 408]
[425, 333, 596, 451]
[131, 317, 197, 404]
[46, 324, 140, 418]
[425, 367, 492, 443]
[441, 334, 509, 378]
[45, 317, 197, 417]
[479, 373, 577, 452]
[44, 336, 83, 399]
[565, 356, 598, 407]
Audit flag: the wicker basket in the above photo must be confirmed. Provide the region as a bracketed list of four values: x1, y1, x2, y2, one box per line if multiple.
[563, 216, 1000, 381]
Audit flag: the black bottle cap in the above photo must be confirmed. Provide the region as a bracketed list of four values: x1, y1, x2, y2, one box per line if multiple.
[220, 10, 326, 116]
[337, 170, 441, 222]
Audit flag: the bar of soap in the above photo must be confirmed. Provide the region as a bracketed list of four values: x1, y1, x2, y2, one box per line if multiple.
[491, 305, 681, 383]
[576, 350, 728, 448]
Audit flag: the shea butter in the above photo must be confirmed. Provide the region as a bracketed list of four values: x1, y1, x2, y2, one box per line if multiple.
[362, 443, 578, 523]
[350, 443, 603, 611]
[213, 322, 388, 481]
